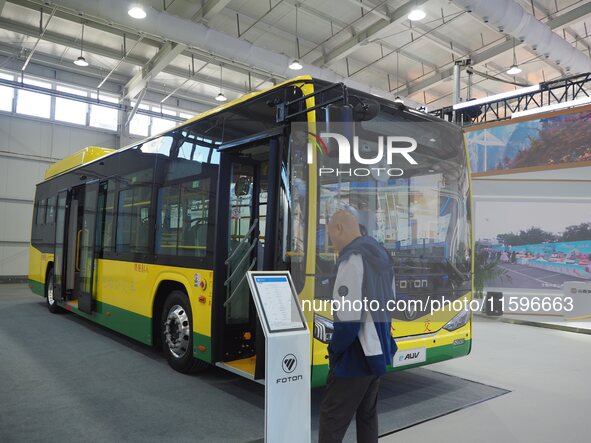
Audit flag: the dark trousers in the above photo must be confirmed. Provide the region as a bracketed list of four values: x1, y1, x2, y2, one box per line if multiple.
[318, 370, 380, 443]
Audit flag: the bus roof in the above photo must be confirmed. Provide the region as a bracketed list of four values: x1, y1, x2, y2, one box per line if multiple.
[179, 75, 313, 129]
[40, 76, 314, 183]
[42, 76, 455, 182]
[44, 146, 115, 180]
[142, 75, 314, 143]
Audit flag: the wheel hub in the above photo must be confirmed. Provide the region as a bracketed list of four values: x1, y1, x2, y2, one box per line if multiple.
[47, 276, 54, 305]
[164, 305, 190, 358]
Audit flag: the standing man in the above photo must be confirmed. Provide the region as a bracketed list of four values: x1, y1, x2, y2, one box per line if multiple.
[319, 210, 397, 443]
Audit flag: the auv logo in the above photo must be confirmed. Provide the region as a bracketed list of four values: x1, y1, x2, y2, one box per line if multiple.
[307, 132, 418, 177]
[393, 347, 426, 367]
[400, 352, 420, 361]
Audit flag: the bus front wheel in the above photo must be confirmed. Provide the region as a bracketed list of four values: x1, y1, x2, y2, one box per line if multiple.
[45, 267, 62, 314]
[161, 290, 208, 374]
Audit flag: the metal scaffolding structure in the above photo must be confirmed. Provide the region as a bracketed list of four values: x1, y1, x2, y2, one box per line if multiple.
[433, 73, 591, 126]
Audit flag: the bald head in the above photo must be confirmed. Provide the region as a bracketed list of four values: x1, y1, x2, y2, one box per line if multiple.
[327, 210, 362, 252]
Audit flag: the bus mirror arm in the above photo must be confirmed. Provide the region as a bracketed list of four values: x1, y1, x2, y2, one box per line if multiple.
[349, 95, 380, 121]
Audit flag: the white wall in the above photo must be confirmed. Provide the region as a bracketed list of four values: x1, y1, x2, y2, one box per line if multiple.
[0, 113, 117, 278]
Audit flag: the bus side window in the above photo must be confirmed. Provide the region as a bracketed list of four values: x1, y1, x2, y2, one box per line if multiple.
[96, 180, 116, 255]
[156, 184, 180, 255]
[116, 189, 133, 253]
[115, 169, 153, 255]
[103, 181, 116, 254]
[35, 199, 46, 226]
[156, 179, 211, 258]
[179, 179, 210, 258]
[45, 196, 56, 224]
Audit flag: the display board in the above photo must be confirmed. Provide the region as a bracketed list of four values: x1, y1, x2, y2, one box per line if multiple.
[474, 199, 591, 294]
[465, 107, 591, 175]
[250, 274, 307, 333]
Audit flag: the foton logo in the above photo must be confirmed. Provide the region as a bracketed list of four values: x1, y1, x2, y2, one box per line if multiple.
[277, 354, 302, 384]
[307, 132, 418, 177]
[282, 354, 297, 373]
[396, 279, 429, 290]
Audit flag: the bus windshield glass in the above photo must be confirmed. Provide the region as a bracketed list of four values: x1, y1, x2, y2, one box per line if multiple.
[293, 104, 472, 302]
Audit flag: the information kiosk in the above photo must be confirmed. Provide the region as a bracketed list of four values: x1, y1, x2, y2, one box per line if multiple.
[246, 271, 311, 443]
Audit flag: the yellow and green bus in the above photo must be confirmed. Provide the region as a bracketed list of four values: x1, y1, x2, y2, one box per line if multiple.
[28, 76, 473, 387]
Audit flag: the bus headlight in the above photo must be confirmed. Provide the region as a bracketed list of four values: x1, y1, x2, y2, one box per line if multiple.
[314, 314, 333, 343]
[443, 310, 470, 331]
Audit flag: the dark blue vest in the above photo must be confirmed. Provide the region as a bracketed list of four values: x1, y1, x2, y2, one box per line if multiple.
[328, 236, 398, 377]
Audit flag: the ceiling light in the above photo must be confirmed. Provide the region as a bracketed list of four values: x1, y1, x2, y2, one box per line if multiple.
[506, 64, 522, 75]
[73, 22, 89, 67]
[506, 40, 522, 75]
[74, 56, 89, 67]
[128, 5, 147, 19]
[289, 59, 303, 70]
[408, 9, 426, 21]
[215, 64, 227, 102]
[289, 5, 303, 71]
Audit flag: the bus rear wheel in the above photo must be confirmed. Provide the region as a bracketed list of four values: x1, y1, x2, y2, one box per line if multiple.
[45, 268, 62, 314]
[161, 290, 208, 374]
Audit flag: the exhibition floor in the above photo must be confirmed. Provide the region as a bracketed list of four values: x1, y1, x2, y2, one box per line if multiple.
[385, 316, 591, 443]
[0, 284, 589, 442]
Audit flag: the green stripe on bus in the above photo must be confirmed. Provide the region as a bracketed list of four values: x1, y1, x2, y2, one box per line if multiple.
[61, 299, 214, 360]
[310, 339, 472, 388]
[28, 279, 214, 359]
[193, 333, 212, 363]
[63, 300, 153, 346]
[28, 279, 45, 297]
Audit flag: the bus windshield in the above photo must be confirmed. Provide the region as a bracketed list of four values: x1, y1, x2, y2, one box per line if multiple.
[308, 105, 472, 302]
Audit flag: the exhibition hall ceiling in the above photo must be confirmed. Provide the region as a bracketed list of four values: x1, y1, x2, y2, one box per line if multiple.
[0, 0, 590, 109]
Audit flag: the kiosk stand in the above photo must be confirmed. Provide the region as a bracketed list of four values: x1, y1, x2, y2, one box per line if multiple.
[246, 271, 311, 443]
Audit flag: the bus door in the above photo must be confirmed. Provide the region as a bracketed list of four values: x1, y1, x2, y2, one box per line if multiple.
[52, 182, 99, 314]
[214, 138, 283, 371]
[218, 156, 261, 362]
[76, 180, 99, 314]
[52, 190, 68, 303]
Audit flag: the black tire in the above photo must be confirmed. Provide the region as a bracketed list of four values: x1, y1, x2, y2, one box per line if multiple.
[45, 267, 62, 314]
[161, 290, 208, 374]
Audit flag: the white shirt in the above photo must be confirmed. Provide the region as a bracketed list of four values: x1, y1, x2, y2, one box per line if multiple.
[332, 253, 384, 357]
